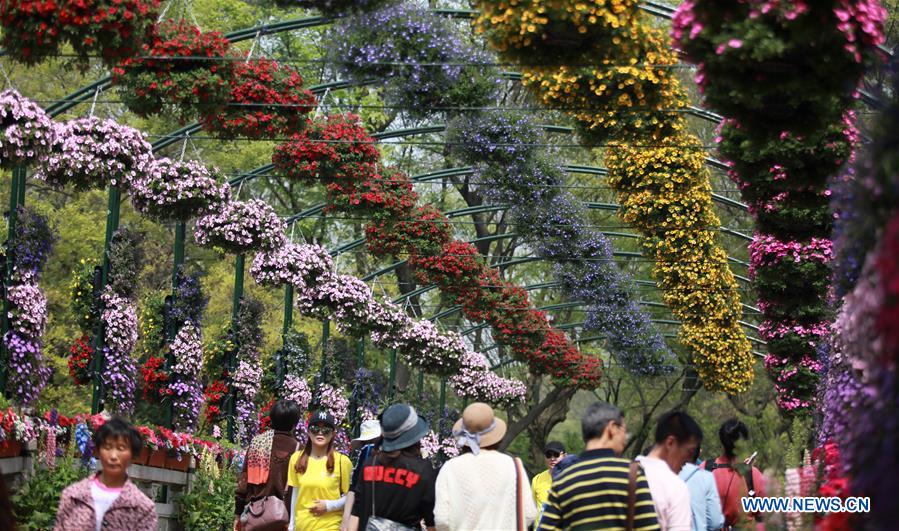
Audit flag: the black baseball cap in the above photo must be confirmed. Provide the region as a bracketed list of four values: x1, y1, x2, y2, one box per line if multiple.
[544, 441, 565, 453]
[308, 410, 337, 428]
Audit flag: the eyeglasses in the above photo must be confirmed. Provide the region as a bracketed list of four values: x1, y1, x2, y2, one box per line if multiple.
[309, 425, 334, 435]
[544, 451, 561, 459]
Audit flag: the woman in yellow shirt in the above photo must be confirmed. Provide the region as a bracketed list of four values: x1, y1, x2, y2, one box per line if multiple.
[287, 411, 352, 531]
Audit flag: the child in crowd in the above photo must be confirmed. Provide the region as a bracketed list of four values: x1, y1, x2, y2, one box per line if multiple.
[54, 417, 157, 531]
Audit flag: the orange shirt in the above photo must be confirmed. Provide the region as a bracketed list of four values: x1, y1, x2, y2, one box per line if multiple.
[704, 457, 766, 529]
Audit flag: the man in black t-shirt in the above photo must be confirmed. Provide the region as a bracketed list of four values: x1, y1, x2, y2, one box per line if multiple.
[350, 404, 436, 531]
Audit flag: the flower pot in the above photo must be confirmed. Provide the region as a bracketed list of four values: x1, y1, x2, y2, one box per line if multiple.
[0, 440, 22, 458]
[165, 453, 190, 471]
[147, 449, 167, 468]
[134, 447, 150, 466]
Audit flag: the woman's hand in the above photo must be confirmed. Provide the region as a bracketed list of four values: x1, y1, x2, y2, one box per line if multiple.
[310, 500, 328, 516]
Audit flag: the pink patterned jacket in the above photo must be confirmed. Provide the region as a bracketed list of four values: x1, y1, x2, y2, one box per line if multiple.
[53, 474, 157, 531]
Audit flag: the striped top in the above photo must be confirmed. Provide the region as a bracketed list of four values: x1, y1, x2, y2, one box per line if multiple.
[538, 449, 661, 531]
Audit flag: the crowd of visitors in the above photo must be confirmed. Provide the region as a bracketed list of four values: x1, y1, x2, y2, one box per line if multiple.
[37, 400, 764, 530]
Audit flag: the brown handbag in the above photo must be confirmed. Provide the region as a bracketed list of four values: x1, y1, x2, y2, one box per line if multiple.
[241, 440, 300, 531]
[242, 495, 290, 531]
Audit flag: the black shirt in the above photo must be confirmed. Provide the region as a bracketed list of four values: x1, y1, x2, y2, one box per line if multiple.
[351, 452, 437, 529]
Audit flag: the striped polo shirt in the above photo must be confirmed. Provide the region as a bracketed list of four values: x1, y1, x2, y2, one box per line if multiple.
[538, 448, 660, 531]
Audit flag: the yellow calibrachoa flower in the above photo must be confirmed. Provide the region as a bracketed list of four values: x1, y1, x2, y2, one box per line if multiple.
[607, 136, 753, 393]
[520, 26, 686, 145]
[479, 0, 754, 393]
[474, 0, 640, 65]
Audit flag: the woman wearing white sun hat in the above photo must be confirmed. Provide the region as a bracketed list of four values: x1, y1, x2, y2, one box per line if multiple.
[434, 402, 537, 531]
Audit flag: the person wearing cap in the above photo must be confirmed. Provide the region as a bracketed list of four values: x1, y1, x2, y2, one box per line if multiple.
[532, 441, 566, 526]
[434, 402, 537, 531]
[287, 410, 353, 531]
[348, 404, 437, 531]
[339, 419, 383, 531]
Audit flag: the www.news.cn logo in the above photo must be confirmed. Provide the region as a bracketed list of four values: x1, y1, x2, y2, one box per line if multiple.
[741, 497, 871, 513]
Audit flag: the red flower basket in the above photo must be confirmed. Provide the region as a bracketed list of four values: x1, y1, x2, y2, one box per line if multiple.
[202, 58, 316, 140]
[139, 355, 168, 401]
[68, 336, 94, 386]
[112, 19, 234, 117]
[272, 113, 381, 184]
[0, 0, 63, 65]
[59, 0, 159, 66]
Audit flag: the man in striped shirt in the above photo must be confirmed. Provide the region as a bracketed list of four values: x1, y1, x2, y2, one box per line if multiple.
[538, 402, 660, 531]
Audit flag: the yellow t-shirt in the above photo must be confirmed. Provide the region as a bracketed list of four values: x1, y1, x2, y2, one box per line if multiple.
[532, 469, 553, 522]
[286, 451, 352, 531]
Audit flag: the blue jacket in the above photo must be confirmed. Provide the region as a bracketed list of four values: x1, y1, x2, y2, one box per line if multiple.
[679, 462, 725, 531]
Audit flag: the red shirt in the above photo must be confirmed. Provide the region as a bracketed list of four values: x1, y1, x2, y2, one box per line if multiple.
[703, 457, 766, 528]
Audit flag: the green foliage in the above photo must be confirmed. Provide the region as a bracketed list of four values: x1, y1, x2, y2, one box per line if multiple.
[12, 458, 91, 531]
[108, 227, 146, 300]
[176, 464, 237, 530]
[69, 262, 101, 334]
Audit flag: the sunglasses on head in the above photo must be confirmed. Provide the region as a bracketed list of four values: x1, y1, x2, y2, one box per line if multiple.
[544, 450, 561, 459]
[309, 425, 334, 435]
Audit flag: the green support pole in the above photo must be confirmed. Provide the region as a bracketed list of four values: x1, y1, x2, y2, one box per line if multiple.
[15, 169, 25, 207]
[163, 222, 187, 427]
[417, 371, 424, 402]
[320, 319, 330, 386]
[227, 254, 245, 442]
[172, 222, 186, 286]
[276, 284, 294, 390]
[92, 185, 121, 414]
[0, 168, 22, 394]
[282, 285, 294, 339]
[355, 339, 364, 369]
[388, 349, 397, 401]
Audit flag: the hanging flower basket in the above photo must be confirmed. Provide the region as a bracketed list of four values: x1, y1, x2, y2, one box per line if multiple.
[330, 2, 498, 118]
[34, 117, 153, 191]
[671, 0, 887, 132]
[394, 321, 465, 376]
[68, 336, 94, 386]
[0, 89, 56, 169]
[131, 158, 231, 222]
[201, 59, 316, 140]
[0, 1, 62, 65]
[250, 242, 334, 289]
[112, 19, 234, 117]
[273, 113, 381, 184]
[473, 0, 641, 65]
[59, 0, 160, 66]
[194, 199, 287, 254]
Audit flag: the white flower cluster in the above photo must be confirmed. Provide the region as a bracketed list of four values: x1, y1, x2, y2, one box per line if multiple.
[250, 242, 335, 288]
[194, 199, 287, 254]
[34, 117, 153, 191]
[131, 158, 231, 222]
[0, 89, 56, 169]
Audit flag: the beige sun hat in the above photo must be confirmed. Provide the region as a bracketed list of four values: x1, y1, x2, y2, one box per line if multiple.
[452, 402, 507, 453]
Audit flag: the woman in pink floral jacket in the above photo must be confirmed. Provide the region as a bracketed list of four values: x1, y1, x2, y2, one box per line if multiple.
[54, 418, 157, 531]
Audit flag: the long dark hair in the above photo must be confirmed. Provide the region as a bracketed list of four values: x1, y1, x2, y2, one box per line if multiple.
[294, 436, 335, 474]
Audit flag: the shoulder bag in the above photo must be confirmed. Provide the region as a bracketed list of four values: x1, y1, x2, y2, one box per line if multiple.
[513, 456, 524, 531]
[241, 440, 300, 531]
[626, 461, 639, 531]
[365, 454, 417, 531]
